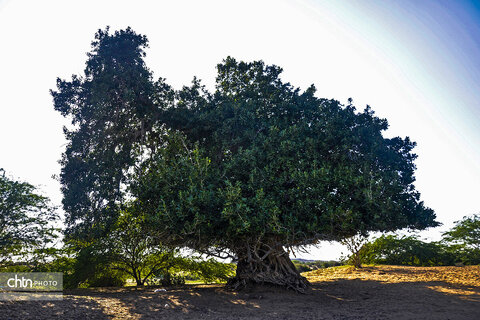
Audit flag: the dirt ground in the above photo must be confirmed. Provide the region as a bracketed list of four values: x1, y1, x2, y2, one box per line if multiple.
[1, 265, 479, 319]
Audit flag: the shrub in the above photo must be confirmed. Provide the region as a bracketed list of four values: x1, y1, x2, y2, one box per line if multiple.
[359, 235, 455, 266]
[442, 214, 480, 265]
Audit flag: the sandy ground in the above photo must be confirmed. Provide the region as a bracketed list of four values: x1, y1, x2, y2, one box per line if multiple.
[0, 265, 479, 319]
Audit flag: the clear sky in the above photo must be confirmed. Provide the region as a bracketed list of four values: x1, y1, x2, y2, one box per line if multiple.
[1, 0, 479, 260]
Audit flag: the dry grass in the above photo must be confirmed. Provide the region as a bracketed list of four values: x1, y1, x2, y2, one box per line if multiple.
[305, 265, 480, 287]
[1, 265, 479, 319]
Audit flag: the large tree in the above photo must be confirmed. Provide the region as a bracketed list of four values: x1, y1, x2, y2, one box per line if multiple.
[53, 28, 437, 292]
[133, 58, 437, 292]
[51, 27, 171, 239]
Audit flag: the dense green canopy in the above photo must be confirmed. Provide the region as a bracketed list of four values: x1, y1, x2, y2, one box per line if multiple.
[52, 27, 171, 239]
[443, 214, 480, 250]
[53, 28, 437, 291]
[0, 169, 58, 267]
[136, 57, 437, 247]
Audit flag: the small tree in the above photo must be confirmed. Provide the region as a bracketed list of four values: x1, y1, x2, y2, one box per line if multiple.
[443, 214, 480, 264]
[341, 233, 369, 268]
[443, 214, 480, 250]
[0, 169, 58, 268]
[360, 234, 455, 266]
[65, 240, 126, 288]
[66, 209, 180, 287]
[51, 27, 167, 240]
[106, 208, 178, 286]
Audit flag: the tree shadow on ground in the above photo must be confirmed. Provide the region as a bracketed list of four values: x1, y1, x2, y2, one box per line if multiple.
[0, 295, 111, 319]
[1, 278, 479, 319]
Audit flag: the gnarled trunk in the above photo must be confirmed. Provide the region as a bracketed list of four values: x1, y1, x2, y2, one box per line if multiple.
[227, 245, 309, 293]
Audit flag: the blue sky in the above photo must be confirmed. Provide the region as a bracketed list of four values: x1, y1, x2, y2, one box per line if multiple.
[336, 0, 480, 149]
[0, 0, 479, 259]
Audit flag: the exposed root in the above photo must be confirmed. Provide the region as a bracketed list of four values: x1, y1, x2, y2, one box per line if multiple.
[226, 247, 310, 293]
[226, 273, 309, 293]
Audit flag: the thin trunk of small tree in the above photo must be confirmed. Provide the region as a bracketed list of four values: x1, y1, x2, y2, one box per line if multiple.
[133, 269, 144, 286]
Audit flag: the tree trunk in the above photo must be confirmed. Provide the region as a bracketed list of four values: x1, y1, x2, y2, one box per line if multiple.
[134, 270, 144, 286]
[227, 245, 309, 293]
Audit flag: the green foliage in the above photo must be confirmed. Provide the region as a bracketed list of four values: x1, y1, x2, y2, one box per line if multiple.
[314, 260, 343, 269]
[83, 272, 126, 288]
[149, 272, 185, 286]
[181, 258, 236, 284]
[341, 233, 370, 268]
[293, 261, 314, 273]
[0, 169, 59, 268]
[292, 260, 342, 273]
[442, 214, 480, 265]
[53, 27, 437, 289]
[144, 255, 235, 285]
[63, 241, 111, 288]
[105, 207, 178, 285]
[133, 56, 437, 263]
[359, 235, 455, 266]
[51, 27, 171, 240]
[443, 214, 480, 249]
[344, 215, 480, 267]
[65, 213, 180, 287]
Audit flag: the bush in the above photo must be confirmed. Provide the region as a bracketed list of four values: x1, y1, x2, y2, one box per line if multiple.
[179, 258, 236, 283]
[341, 234, 370, 268]
[85, 273, 125, 288]
[293, 261, 313, 273]
[292, 260, 342, 273]
[359, 235, 455, 266]
[443, 245, 480, 266]
[442, 214, 480, 265]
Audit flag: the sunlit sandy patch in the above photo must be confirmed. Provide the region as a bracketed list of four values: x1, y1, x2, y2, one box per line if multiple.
[426, 285, 478, 296]
[426, 285, 480, 302]
[229, 299, 260, 308]
[304, 265, 480, 288]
